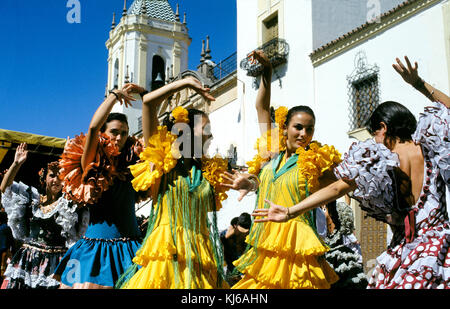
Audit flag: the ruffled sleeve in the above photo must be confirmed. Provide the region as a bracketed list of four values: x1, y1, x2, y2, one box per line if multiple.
[246, 126, 286, 175]
[296, 141, 342, 192]
[59, 133, 120, 206]
[1, 181, 40, 240]
[129, 126, 179, 193]
[412, 101, 449, 187]
[53, 197, 84, 247]
[334, 139, 400, 222]
[201, 155, 230, 211]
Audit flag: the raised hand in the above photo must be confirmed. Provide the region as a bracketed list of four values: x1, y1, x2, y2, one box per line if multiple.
[123, 83, 147, 96]
[185, 77, 216, 102]
[219, 170, 254, 202]
[392, 56, 420, 86]
[112, 84, 137, 108]
[249, 50, 271, 69]
[14, 143, 28, 166]
[252, 199, 289, 223]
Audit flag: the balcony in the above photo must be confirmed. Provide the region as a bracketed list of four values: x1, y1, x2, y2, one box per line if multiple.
[240, 38, 289, 77]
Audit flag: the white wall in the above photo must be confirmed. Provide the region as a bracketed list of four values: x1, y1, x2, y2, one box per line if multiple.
[313, 2, 450, 155]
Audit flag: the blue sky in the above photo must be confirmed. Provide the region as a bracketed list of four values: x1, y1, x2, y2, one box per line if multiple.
[0, 0, 237, 139]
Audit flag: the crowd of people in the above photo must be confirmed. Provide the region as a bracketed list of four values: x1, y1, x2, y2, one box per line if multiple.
[0, 52, 448, 289]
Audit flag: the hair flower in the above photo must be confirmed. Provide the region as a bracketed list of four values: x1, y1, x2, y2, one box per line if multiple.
[171, 106, 189, 124]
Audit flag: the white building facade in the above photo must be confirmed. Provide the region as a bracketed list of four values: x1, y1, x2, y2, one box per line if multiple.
[231, 0, 450, 272]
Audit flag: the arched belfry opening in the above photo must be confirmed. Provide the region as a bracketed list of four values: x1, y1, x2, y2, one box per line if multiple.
[151, 55, 166, 90]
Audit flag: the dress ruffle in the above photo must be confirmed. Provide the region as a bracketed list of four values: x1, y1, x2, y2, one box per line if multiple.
[59, 133, 144, 206]
[247, 219, 329, 257]
[130, 126, 179, 192]
[1, 182, 40, 240]
[233, 247, 338, 289]
[412, 101, 449, 186]
[124, 224, 225, 289]
[2, 245, 64, 289]
[201, 155, 229, 211]
[368, 226, 450, 289]
[54, 236, 140, 288]
[296, 141, 342, 192]
[59, 133, 120, 206]
[334, 139, 400, 222]
[233, 217, 339, 289]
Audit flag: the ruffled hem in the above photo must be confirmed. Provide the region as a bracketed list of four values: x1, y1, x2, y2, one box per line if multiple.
[246, 219, 329, 256]
[54, 237, 140, 288]
[412, 101, 449, 185]
[133, 224, 219, 272]
[334, 139, 400, 221]
[232, 247, 338, 289]
[2, 245, 65, 289]
[122, 257, 227, 289]
[2, 266, 61, 289]
[368, 226, 450, 289]
[59, 133, 121, 206]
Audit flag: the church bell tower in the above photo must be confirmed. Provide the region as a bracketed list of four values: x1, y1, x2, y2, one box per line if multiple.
[105, 0, 191, 135]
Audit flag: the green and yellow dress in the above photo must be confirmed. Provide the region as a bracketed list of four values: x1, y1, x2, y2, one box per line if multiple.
[233, 140, 342, 289]
[116, 126, 228, 289]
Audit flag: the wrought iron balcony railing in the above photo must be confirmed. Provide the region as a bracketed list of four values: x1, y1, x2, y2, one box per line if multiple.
[240, 38, 289, 77]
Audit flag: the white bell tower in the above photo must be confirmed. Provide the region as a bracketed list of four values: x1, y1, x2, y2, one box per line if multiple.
[105, 0, 191, 135]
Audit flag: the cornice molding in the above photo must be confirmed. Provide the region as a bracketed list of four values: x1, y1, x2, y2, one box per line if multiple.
[310, 0, 441, 67]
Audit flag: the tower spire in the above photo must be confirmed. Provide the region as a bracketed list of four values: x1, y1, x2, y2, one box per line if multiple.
[183, 12, 187, 25]
[175, 4, 180, 22]
[200, 39, 206, 63]
[122, 0, 127, 16]
[205, 36, 212, 60]
[111, 12, 116, 30]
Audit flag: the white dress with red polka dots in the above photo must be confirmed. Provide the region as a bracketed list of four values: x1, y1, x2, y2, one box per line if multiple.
[335, 101, 449, 289]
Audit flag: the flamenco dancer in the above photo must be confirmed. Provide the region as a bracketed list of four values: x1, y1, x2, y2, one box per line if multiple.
[226, 50, 342, 289]
[54, 85, 145, 288]
[254, 56, 450, 289]
[116, 76, 257, 289]
[1, 143, 85, 289]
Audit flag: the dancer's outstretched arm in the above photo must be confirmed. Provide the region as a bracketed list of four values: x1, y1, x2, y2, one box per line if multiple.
[252, 178, 356, 223]
[393, 56, 450, 108]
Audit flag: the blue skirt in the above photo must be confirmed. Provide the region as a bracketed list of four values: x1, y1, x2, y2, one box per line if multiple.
[54, 222, 141, 288]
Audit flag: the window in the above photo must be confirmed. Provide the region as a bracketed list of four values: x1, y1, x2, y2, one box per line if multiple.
[347, 52, 380, 131]
[262, 14, 278, 44]
[113, 59, 119, 89]
[349, 75, 379, 130]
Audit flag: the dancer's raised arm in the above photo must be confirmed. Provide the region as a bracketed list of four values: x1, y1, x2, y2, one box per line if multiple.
[250, 50, 272, 135]
[393, 56, 450, 108]
[0, 143, 28, 193]
[81, 85, 135, 170]
[137, 77, 214, 147]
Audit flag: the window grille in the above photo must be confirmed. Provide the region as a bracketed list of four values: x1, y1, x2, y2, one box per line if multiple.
[347, 51, 380, 131]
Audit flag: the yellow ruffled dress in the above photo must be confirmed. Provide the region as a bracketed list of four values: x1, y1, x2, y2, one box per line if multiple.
[233, 142, 341, 289]
[117, 126, 228, 289]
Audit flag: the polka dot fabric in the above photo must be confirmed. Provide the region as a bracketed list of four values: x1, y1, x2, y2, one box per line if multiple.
[365, 102, 449, 289]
